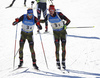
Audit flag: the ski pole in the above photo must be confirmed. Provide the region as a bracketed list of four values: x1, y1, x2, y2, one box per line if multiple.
[14, 49, 19, 57]
[50, 0, 53, 4]
[31, 1, 34, 8]
[13, 24, 18, 69]
[67, 26, 95, 29]
[48, 0, 51, 5]
[38, 31, 49, 69]
[31, 1, 48, 69]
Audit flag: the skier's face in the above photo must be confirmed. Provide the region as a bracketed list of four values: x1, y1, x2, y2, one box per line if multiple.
[27, 13, 33, 19]
[49, 10, 55, 16]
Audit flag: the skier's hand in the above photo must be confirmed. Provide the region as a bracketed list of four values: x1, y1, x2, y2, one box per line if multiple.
[12, 18, 19, 25]
[12, 21, 17, 25]
[15, 18, 19, 22]
[37, 25, 42, 30]
[63, 25, 67, 30]
[36, 21, 42, 30]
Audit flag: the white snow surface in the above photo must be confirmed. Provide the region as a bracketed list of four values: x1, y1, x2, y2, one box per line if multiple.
[0, 0, 100, 78]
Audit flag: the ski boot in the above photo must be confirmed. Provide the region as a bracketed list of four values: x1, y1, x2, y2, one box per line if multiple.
[62, 61, 66, 70]
[18, 60, 23, 68]
[33, 63, 39, 70]
[24, 4, 26, 7]
[56, 61, 61, 69]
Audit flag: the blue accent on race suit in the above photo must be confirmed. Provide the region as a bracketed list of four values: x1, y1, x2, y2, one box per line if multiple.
[48, 12, 63, 31]
[22, 14, 35, 33]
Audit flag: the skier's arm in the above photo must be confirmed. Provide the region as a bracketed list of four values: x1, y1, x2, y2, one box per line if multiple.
[12, 15, 24, 25]
[58, 12, 71, 26]
[40, 15, 48, 23]
[34, 16, 42, 30]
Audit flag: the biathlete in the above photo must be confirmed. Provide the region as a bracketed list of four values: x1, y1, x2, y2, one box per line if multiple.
[12, 8, 42, 70]
[40, 5, 71, 70]
[36, 0, 48, 32]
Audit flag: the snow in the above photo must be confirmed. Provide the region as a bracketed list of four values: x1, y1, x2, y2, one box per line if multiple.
[0, 0, 100, 78]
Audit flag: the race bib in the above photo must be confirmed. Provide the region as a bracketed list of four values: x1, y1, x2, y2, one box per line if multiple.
[22, 24, 34, 32]
[51, 21, 63, 29]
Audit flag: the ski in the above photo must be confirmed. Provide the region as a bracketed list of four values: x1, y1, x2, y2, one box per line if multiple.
[26, 68, 49, 74]
[5, 6, 11, 9]
[60, 69, 70, 74]
[5, 6, 29, 9]
[55, 67, 70, 74]
[13, 67, 28, 71]
[35, 31, 51, 35]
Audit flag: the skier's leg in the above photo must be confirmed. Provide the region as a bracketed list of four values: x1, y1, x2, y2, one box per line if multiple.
[61, 38, 66, 61]
[37, 3, 41, 20]
[37, 3, 41, 32]
[42, 3, 48, 32]
[61, 30, 67, 69]
[18, 31, 26, 67]
[24, 0, 26, 6]
[54, 38, 61, 69]
[27, 33, 38, 69]
[55, 39, 60, 61]
[53, 31, 61, 69]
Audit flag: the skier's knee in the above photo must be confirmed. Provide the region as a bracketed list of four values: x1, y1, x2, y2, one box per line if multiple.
[61, 39, 66, 44]
[61, 39, 66, 46]
[55, 39, 59, 44]
[20, 39, 25, 44]
[29, 41, 33, 45]
[19, 51, 23, 54]
[29, 41, 34, 48]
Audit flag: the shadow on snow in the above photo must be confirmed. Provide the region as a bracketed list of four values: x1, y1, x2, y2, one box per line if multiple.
[66, 69, 100, 77]
[67, 35, 100, 40]
[12, 68, 100, 78]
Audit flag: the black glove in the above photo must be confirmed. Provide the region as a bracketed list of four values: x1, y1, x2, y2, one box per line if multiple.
[12, 18, 19, 25]
[38, 25, 42, 30]
[12, 21, 17, 25]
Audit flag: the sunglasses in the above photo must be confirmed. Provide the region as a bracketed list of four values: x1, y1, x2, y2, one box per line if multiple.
[49, 9, 55, 12]
[28, 14, 33, 16]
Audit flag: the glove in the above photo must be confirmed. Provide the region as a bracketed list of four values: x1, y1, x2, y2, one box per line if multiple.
[36, 0, 40, 3]
[15, 18, 19, 22]
[12, 21, 17, 25]
[63, 24, 67, 30]
[12, 18, 19, 25]
[37, 25, 42, 30]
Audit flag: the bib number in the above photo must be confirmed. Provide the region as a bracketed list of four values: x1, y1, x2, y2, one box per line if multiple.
[54, 23, 61, 27]
[27, 26, 32, 30]
[22, 24, 34, 32]
[51, 21, 63, 29]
